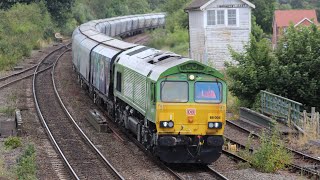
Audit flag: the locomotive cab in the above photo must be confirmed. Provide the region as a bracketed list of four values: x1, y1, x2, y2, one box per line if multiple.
[153, 62, 227, 164]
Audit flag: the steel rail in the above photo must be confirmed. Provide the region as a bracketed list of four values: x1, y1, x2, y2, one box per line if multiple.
[33, 47, 79, 180]
[0, 65, 53, 90]
[222, 149, 247, 163]
[227, 120, 320, 162]
[0, 44, 67, 82]
[52, 49, 124, 180]
[206, 166, 229, 180]
[226, 120, 320, 179]
[86, 92, 185, 180]
[0, 64, 38, 82]
[95, 104, 184, 180]
[0, 46, 70, 90]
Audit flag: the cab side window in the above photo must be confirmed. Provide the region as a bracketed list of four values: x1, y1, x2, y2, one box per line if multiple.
[116, 71, 122, 92]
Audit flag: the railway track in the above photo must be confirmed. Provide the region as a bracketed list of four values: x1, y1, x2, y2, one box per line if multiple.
[0, 44, 69, 90]
[93, 100, 231, 180]
[33, 47, 124, 179]
[95, 110, 185, 180]
[168, 164, 229, 180]
[226, 120, 320, 179]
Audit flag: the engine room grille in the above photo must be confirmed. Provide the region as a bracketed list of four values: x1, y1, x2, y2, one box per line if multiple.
[123, 68, 146, 110]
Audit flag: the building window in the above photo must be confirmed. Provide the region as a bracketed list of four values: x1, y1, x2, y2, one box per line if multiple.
[228, 9, 237, 25]
[207, 10, 216, 25]
[207, 9, 238, 27]
[217, 10, 225, 25]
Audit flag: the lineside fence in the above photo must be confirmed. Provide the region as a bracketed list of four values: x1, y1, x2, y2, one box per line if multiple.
[260, 90, 319, 136]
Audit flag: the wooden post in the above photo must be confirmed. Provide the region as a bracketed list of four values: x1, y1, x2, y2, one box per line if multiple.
[303, 110, 307, 131]
[317, 112, 320, 137]
[311, 107, 316, 124]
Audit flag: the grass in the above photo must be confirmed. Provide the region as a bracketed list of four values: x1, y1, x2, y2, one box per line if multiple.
[0, 106, 16, 116]
[1, 138, 37, 180]
[0, 141, 16, 179]
[16, 144, 37, 180]
[0, 155, 15, 179]
[4, 136, 22, 150]
[0, 92, 19, 116]
[287, 113, 320, 155]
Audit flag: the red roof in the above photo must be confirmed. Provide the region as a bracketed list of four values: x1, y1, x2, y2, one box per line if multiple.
[274, 9, 318, 27]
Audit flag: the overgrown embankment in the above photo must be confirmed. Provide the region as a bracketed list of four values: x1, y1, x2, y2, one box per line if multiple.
[147, 0, 191, 56]
[0, 2, 54, 70]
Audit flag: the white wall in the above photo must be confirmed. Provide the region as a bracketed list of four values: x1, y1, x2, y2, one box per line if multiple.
[188, 0, 252, 69]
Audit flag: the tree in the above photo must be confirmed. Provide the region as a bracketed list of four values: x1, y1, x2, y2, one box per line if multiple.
[226, 22, 276, 107]
[250, 0, 276, 33]
[0, 0, 34, 9]
[45, 0, 74, 27]
[271, 24, 320, 110]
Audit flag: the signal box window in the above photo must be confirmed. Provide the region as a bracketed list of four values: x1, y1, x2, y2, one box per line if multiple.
[195, 82, 222, 103]
[228, 9, 237, 25]
[217, 10, 225, 25]
[207, 10, 216, 25]
[116, 72, 122, 92]
[161, 81, 188, 103]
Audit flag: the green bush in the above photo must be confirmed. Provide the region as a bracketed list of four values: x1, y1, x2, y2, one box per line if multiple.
[249, 128, 292, 173]
[4, 136, 22, 149]
[0, 2, 54, 70]
[148, 27, 189, 56]
[16, 144, 36, 180]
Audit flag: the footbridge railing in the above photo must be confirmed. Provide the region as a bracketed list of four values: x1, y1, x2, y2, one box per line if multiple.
[260, 90, 319, 135]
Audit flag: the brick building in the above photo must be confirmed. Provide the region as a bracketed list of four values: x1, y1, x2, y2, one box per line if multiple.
[272, 9, 318, 48]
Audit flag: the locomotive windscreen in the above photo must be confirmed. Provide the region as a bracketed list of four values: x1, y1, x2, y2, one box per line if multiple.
[195, 82, 222, 103]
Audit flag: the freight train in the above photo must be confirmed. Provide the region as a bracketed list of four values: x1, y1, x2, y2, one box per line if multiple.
[72, 13, 227, 164]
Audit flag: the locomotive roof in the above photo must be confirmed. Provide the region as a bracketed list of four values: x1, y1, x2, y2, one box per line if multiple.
[117, 46, 224, 81]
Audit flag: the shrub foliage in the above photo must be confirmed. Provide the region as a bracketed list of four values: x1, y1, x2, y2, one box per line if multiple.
[250, 129, 292, 173]
[4, 136, 22, 149]
[0, 2, 53, 70]
[16, 144, 37, 180]
[227, 24, 320, 110]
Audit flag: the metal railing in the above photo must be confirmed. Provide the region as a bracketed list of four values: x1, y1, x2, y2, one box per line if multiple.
[260, 90, 302, 124]
[260, 90, 319, 136]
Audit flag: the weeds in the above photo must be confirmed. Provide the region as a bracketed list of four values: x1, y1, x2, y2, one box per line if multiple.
[0, 106, 16, 116]
[0, 92, 18, 116]
[16, 144, 37, 180]
[0, 152, 15, 179]
[241, 127, 293, 173]
[227, 91, 240, 120]
[289, 112, 320, 155]
[4, 136, 22, 150]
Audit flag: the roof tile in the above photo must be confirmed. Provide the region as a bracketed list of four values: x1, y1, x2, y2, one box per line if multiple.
[274, 9, 318, 27]
[185, 0, 210, 10]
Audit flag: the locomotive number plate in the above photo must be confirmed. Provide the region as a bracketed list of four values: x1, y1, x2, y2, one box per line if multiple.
[186, 108, 196, 116]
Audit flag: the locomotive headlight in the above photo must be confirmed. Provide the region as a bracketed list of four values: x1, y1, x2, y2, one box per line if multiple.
[208, 122, 222, 129]
[160, 120, 174, 128]
[189, 74, 195, 80]
[168, 121, 174, 128]
[163, 122, 168, 127]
